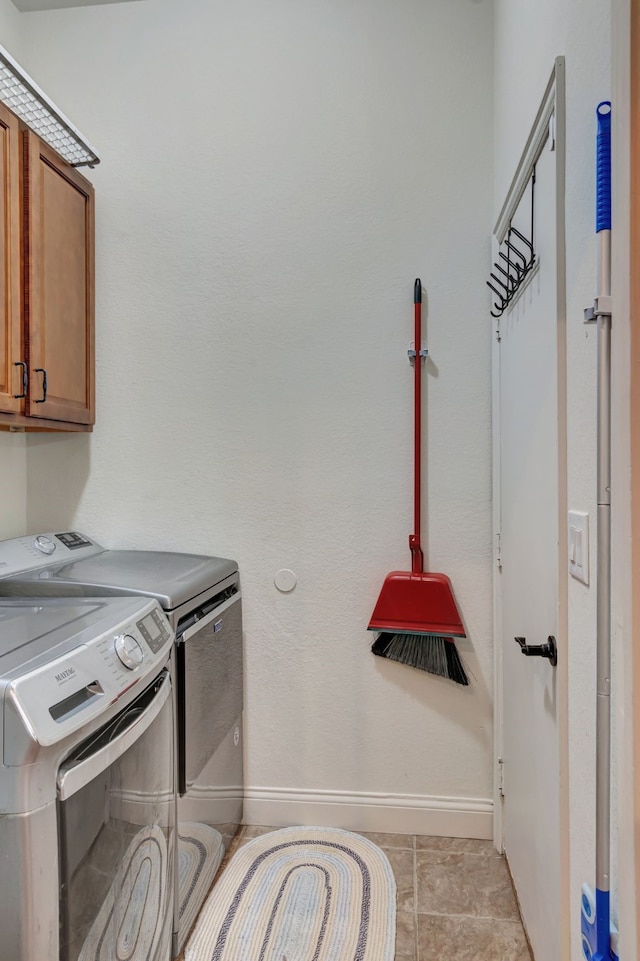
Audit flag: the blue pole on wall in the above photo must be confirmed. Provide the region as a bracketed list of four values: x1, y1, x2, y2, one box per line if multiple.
[580, 100, 617, 961]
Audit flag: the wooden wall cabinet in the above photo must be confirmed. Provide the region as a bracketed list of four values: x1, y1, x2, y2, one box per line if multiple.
[0, 107, 95, 432]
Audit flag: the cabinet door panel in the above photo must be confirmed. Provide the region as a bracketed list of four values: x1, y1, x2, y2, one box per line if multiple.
[25, 134, 94, 424]
[0, 103, 22, 413]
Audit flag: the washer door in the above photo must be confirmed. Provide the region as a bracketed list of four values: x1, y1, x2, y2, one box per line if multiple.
[57, 672, 174, 961]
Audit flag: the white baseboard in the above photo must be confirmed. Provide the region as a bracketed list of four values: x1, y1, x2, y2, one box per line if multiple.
[243, 786, 492, 839]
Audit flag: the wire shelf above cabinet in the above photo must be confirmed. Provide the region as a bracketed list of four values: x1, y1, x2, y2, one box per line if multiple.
[0, 43, 99, 167]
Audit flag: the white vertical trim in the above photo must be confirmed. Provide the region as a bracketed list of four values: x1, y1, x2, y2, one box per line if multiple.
[492, 309, 504, 853]
[553, 56, 571, 961]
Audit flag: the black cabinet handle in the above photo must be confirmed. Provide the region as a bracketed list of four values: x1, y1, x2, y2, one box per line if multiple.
[514, 635, 557, 667]
[13, 361, 27, 399]
[34, 367, 47, 403]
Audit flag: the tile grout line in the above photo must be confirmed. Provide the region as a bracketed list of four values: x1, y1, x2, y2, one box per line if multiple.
[415, 854, 502, 860]
[414, 909, 525, 923]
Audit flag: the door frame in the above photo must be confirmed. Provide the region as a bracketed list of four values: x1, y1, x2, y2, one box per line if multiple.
[491, 56, 570, 958]
[613, 0, 640, 949]
[631, 0, 640, 940]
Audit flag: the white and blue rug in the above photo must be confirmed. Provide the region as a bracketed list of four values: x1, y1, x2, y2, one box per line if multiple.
[178, 823, 225, 952]
[184, 826, 396, 961]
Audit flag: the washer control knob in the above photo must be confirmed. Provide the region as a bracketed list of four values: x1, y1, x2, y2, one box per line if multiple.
[33, 535, 56, 555]
[114, 633, 144, 670]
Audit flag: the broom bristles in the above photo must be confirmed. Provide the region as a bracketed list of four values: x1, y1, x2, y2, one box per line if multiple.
[371, 631, 469, 686]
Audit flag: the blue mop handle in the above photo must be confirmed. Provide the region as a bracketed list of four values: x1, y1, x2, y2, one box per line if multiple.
[596, 101, 612, 233]
[593, 99, 613, 961]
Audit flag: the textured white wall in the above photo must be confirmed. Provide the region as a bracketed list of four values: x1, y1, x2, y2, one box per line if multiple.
[0, 0, 28, 541]
[20, 0, 495, 825]
[494, 2, 612, 959]
[0, 432, 27, 538]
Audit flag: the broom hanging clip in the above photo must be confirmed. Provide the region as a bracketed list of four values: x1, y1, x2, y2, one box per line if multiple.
[407, 343, 428, 365]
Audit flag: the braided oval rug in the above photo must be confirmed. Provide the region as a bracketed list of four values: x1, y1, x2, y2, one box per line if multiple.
[184, 826, 396, 961]
[178, 823, 225, 952]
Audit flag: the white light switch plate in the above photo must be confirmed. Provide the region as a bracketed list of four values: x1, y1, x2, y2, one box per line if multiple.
[568, 511, 589, 585]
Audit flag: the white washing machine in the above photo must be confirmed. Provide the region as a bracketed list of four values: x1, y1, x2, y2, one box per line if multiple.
[0, 594, 175, 961]
[0, 531, 243, 957]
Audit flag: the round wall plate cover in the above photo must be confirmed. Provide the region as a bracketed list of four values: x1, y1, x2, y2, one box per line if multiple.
[274, 569, 297, 592]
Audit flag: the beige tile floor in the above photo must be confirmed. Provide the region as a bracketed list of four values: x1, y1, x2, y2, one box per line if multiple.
[181, 825, 533, 961]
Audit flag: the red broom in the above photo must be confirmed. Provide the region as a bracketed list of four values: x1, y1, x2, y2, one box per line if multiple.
[368, 279, 468, 685]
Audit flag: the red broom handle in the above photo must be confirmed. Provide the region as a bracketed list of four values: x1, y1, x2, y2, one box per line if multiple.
[410, 278, 424, 574]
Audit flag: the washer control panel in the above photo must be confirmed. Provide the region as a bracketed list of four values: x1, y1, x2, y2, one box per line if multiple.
[114, 633, 144, 670]
[32, 535, 57, 555]
[7, 599, 173, 747]
[53, 531, 93, 551]
[0, 531, 102, 578]
[136, 606, 170, 653]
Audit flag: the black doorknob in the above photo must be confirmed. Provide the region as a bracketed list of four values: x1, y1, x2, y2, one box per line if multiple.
[514, 635, 557, 667]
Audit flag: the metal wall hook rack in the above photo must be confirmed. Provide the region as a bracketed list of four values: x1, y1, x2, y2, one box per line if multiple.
[486, 170, 536, 318]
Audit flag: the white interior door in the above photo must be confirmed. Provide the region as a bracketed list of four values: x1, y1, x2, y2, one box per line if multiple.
[497, 128, 565, 961]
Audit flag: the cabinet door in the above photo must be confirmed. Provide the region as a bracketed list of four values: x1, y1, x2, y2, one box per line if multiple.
[0, 103, 22, 414]
[24, 133, 95, 425]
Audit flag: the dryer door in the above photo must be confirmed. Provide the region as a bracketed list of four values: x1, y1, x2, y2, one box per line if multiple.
[178, 593, 243, 794]
[178, 601, 242, 841]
